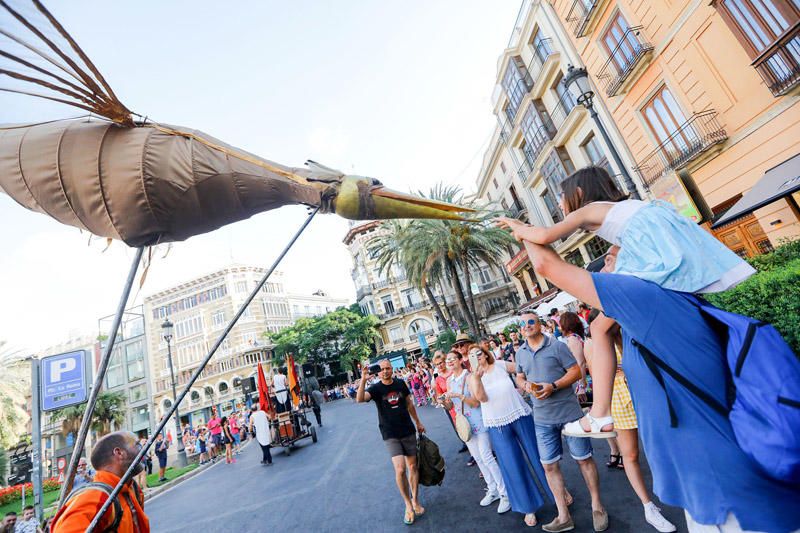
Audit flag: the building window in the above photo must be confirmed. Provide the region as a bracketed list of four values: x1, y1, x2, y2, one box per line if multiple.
[565, 250, 586, 267]
[131, 406, 149, 428]
[642, 86, 690, 154]
[541, 150, 573, 197]
[389, 327, 403, 343]
[492, 177, 499, 189]
[478, 265, 492, 285]
[540, 188, 563, 223]
[126, 340, 145, 382]
[106, 348, 125, 389]
[520, 105, 553, 168]
[502, 56, 531, 120]
[129, 383, 147, 403]
[500, 161, 507, 174]
[409, 318, 434, 336]
[585, 236, 612, 260]
[235, 281, 248, 293]
[602, 12, 640, 71]
[381, 295, 395, 314]
[211, 310, 226, 328]
[219, 382, 229, 395]
[175, 315, 203, 339]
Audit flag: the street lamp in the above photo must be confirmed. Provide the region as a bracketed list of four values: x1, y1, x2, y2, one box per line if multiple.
[161, 319, 187, 467]
[562, 64, 640, 199]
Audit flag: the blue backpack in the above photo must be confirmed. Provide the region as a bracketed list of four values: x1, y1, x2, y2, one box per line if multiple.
[633, 293, 800, 485]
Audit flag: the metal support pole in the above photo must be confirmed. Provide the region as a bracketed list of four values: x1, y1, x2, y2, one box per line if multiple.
[57, 246, 145, 511]
[88, 208, 319, 532]
[588, 104, 641, 200]
[165, 339, 187, 467]
[30, 357, 43, 521]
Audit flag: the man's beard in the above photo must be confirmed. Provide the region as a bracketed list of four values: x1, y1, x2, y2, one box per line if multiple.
[126, 455, 144, 475]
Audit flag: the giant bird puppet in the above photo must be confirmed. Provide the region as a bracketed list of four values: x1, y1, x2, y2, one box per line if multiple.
[0, 1, 472, 247]
[0, 2, 473, 528]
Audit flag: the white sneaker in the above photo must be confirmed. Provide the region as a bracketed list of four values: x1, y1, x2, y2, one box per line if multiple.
[480, 490, 500, 507]
[497, 495, 511, 514]
[644, 503, 676, 532]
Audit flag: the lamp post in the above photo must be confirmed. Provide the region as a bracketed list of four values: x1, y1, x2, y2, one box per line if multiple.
[161, 319, 187, 467]
[563, 64, 640, 199]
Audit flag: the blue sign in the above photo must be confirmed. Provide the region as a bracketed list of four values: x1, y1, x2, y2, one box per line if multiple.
[41, 350, 89, 411]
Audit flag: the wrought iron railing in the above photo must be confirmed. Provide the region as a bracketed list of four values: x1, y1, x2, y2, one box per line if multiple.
[753, 27, 800, 96]
[550, 90, 578, 129]
[526, 37, 557, 81]
[566, 0, 599, 38]
[596, 26, 653, 96]
[504, 67, 534, 123]
[634, 110, 728, 187]
[506, 204, 528, 221]
[408, 330, 435, 342]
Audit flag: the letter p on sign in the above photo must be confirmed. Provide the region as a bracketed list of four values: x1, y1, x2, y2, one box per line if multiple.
[51, 358, 77, 383]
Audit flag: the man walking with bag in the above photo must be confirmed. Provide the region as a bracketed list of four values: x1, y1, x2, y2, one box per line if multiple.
[357, 359, 426, 526]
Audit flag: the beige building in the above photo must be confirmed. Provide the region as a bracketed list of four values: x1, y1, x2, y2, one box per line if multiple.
[479, 0, 646, 304]
[549, 0, 800, 255]
[287, 290, 349, 321]
[143, 265, 283, 427]
[344, 222, 518, 355]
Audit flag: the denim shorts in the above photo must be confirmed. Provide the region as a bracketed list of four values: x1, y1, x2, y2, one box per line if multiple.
[534, 422, 592, 464]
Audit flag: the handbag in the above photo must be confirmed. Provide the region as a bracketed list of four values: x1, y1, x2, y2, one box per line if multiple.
[453, 376, 472, 443]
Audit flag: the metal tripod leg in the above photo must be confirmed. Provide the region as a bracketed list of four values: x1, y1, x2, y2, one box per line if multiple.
[57, 246, 145, 510]
[87, 208, 319, 531]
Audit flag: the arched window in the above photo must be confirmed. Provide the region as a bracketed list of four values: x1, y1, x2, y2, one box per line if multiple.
[190, 390, 200, 403]
[218, 382, 229, 395]
[163, 398, 173, 410]
[233, 377, 242, 388]
[409, 318, 434, 336]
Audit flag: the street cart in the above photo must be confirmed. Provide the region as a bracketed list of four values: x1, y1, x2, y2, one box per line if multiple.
[270, 407, 318, 456]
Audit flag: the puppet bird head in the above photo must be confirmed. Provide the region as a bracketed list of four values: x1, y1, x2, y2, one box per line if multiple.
[306, 161, 474, 221]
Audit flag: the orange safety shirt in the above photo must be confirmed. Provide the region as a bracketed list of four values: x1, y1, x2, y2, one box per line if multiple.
[51, 470, 150, 533]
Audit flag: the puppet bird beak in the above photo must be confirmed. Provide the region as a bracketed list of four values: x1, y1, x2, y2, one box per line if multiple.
[333, 176, 475, 221]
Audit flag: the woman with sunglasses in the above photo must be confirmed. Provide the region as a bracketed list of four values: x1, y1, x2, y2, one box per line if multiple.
[469, 341, 553, 527]
[442, 350, 511, 514]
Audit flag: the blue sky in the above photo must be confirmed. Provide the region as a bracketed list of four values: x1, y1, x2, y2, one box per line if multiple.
[0, 1, 521, 352]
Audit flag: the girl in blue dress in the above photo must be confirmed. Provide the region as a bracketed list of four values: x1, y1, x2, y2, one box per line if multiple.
[496, 166, 754, 438]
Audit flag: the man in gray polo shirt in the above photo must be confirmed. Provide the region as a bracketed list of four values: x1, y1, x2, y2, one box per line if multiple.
[515, 312, 608, 533]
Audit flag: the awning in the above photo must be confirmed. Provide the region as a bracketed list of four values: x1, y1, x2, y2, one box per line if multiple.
[713, 153, 800, 228]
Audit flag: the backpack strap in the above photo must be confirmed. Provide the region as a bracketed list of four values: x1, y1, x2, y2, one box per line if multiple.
[631, 338, 729, 427]
[65, 481, 123, 533]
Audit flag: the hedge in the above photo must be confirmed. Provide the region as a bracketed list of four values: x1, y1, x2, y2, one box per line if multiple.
[706, 240, 800, 354]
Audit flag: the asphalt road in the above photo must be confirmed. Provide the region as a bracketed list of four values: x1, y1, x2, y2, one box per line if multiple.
[147, 399, 687, 532]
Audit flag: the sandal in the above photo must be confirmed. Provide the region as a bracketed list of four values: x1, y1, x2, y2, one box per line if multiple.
[404, 509, 415, 525]
[524, 513, 538, 527]
[562, 414, 617, 438]
[606, 454, 623, 469]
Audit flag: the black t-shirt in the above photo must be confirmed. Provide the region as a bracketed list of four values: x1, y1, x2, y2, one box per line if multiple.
[367, 379, 416, 440]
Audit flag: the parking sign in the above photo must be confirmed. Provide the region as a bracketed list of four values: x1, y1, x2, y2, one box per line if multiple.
[41, 350, 89, 411]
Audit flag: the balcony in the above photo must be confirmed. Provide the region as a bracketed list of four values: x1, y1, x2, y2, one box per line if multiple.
[753, 27, 800, 96]
[408, 329, 435, 342]
[356, 285, 372, 301]
[550, 92, 585, 145]
[372, 279, 391, 290]
[517, 122, 557, 183]
[506, 204, 528, 222]
[634, 110, 728, 187]
[526, 38, 560, 97]
[566, 0, 603, 38]
[596, 26, 654, 96]
[477, 279, 503, 293]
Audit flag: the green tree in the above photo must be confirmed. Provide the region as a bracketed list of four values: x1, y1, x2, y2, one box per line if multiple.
[369, 184, 514, 336]
[0, 345, 29, 449]
[269, 307, 381, 374]
[50, 391, 127, 438]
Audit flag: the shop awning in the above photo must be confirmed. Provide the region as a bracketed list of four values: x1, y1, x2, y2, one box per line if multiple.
[713, 153, 800, 228]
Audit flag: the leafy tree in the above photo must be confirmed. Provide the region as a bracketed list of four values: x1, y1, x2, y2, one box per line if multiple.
[0, 346, 29, 449]
[268, 307, 381, 374]
[50, 391, 126, 437]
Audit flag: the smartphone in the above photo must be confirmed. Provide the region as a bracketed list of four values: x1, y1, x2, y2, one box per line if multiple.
[468, 351, 479, 372]
[368, 363, 381, 375]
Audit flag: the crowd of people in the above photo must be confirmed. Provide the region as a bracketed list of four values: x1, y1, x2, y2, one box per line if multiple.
[356, 167, 799, 533]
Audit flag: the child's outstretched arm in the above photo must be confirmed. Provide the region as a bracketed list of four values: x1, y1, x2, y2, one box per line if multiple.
[496, 204, 607, 245]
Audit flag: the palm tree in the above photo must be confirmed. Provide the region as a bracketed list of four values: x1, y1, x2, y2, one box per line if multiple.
[371, 184, 514, 336]
[371, 220, 452, 333]
[0, 342, 29, 449]
[50, 391, 127, 438]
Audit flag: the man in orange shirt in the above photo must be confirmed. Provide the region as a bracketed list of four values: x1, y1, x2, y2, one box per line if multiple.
[51, 431, 150, 533]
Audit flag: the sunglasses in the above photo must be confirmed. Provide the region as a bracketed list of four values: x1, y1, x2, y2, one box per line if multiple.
[470, 350, 484, 357]
[518, 319, 538, 327]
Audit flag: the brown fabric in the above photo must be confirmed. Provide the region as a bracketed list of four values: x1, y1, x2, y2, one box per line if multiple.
[0, 118, 324, 246]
